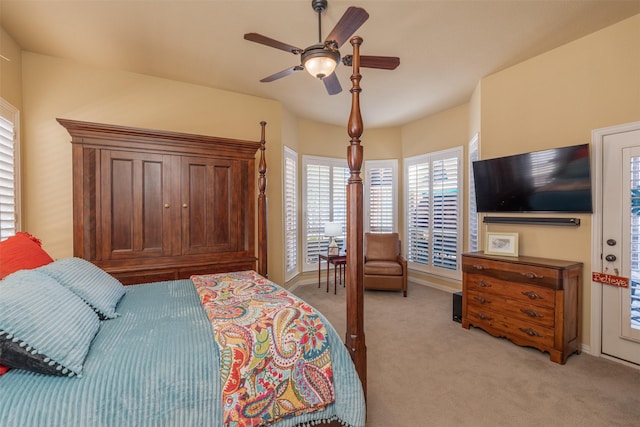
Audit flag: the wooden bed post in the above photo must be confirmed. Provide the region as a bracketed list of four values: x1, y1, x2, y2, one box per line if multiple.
[345, 35, 367, 398]
[258, 121, 268, 278]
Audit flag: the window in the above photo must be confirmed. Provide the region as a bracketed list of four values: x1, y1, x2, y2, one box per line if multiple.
[283, 147, 298, 280]
[468, 134, 479, 252]
[0, 98, 19, 241]
[365, 159, 398, 233]
[302, 155, 349, 270]
[404, 147, 462, 280]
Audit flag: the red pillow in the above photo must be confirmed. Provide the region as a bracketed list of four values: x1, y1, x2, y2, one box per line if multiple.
[0, 232, 54, 279]
[0, 365, 9, 375]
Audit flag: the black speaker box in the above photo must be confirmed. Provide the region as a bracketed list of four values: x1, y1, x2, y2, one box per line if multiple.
[452, 291, 462, 323]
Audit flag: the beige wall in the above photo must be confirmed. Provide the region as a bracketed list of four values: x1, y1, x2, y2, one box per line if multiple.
[468, 83, 481, 141]
[479, 13, 640, 345]
[0, 27, 22, 109]
[402, 103, 470, 159]
[298, 118, 402, 160]
[19, 52, 287, 284]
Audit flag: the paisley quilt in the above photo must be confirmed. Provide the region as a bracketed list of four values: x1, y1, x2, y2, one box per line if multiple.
[191, 271, 335, 426]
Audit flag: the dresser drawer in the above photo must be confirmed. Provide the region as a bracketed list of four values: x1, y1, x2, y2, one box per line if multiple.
[465, 273, 556, 309]
[466, 305, 555, 348]
[463, 257, 563, 290]
[466, 288, 555, 328]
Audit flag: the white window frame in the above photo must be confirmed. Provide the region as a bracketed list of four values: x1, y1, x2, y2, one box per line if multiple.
[404, 146, 463, 280]
[0, 98, 20, 240]
[283, 146, 298, 281]
[302, 155, 349, 272]
[364, 159, 398, 233]
[468, 134, 479, 252]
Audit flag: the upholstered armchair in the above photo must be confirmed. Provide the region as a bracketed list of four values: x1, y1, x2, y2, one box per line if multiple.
[363, 232, 408, 297]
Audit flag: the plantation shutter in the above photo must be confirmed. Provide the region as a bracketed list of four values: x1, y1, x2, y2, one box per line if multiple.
[405, 147, 462, 279]
[332, 167, 348, 232]
[305, 163, 331, 264]
[302, 156, 349, 270]
[432, 156, 459, 270]
[407, 161, 430, 265]
[367, 164, 395, 233]
[0, 100, 18, 240]
[284, 148, 298, 277]
[468, 135, 479, 252]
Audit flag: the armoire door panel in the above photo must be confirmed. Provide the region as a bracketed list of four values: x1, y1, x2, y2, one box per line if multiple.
[142, 160, 164, 250]
[101, 151, 173, 260]
[181, 157, 240, 255]
[109, 158, 134, 252]
[210, 164, 231, 245]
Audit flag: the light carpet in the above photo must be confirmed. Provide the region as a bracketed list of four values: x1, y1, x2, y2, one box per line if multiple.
[293, 282, 640, 427]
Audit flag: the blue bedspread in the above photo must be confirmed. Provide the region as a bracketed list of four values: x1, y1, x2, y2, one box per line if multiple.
[0, 279, 365, 427]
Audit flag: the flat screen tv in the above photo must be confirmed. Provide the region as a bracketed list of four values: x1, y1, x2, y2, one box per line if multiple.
[472, 143, 592, 213]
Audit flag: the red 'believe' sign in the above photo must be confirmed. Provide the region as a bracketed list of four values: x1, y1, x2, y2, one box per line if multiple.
[592, 272, 629, 288]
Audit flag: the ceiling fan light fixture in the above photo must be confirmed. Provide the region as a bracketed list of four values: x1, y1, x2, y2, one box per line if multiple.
[301, 44, 340, 79]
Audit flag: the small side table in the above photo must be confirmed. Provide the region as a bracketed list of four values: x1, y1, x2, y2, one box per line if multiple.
[318, 254, 347, 294]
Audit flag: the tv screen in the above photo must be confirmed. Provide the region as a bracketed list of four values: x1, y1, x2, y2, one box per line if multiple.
[472, 144, 592, 213]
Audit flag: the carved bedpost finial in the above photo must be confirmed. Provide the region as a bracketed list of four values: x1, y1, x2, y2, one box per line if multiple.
[347, 36, 364, 183]
[258, 121, 268, 278]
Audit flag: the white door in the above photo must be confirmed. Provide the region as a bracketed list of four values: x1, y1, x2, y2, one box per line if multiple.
[601, 128, 640, 366]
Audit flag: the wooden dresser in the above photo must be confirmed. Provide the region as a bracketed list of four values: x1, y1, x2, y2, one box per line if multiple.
[461, 252, 582, 364]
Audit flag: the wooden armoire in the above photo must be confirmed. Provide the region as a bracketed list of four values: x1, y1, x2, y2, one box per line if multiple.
[59, 119, 262, 285]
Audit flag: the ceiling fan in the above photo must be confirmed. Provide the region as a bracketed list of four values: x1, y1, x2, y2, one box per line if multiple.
[244, 0, 400, 95]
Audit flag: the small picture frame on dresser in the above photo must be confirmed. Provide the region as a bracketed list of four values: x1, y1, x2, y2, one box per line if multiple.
[485, 232, 519, 257]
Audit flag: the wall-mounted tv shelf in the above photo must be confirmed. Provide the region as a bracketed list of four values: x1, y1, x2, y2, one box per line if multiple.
[483, 216, 580, 226]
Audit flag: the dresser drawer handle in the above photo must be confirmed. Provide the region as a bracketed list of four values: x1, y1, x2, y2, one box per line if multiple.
[476, 312, 492, 321]
[521, 308, 543, 318]
[474, 296, 488, 304]
[519, 327, 542, 337]
[472, 264, 485, 270]
[521, 271, 543, 280]
[477, 280, 491, 288]
[521, 291, 543, 300]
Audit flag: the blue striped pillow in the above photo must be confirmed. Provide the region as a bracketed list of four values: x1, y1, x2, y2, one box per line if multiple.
[0, 270, 100, 377]
[38, 257, 125, 319]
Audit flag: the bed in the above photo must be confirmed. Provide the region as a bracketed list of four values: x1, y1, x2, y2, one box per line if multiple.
[0, 37, 369, 427]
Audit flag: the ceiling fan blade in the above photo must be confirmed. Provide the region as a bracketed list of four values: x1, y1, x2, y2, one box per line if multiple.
[244, 33, 303, 54]
[325, 7, 369, 48]
[260, 66, 304, 82]
[323, 72, 342, 95]
[342, 55, 400, 70]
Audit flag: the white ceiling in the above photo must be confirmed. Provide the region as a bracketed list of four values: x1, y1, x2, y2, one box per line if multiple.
[2, 0, 639, 128]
